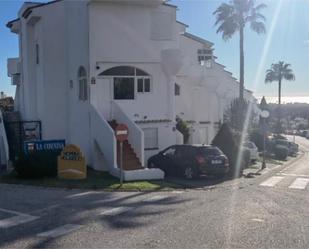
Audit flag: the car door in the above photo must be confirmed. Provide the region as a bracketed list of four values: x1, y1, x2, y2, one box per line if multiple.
[160, 146, 177, 175]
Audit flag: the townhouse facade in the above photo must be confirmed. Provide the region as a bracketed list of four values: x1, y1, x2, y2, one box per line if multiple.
[6, 0, 256, 180]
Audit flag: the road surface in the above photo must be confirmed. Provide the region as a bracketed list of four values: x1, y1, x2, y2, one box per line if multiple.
[1, 136, 309, 249]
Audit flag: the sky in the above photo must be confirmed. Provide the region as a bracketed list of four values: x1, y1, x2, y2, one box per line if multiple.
[0, 0, 309, 103]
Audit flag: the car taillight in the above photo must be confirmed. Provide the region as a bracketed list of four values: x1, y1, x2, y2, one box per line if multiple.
[224, 157, 229, 166]
[196, 156, 205, 165]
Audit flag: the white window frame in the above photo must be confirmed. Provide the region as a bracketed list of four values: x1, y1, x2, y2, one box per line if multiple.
[137, 77, 152, 94]
[198, 49, 213, 68]
[98, 67, 153, 100]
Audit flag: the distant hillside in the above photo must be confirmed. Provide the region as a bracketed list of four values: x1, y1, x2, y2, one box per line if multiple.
[268, 103, 309, 119]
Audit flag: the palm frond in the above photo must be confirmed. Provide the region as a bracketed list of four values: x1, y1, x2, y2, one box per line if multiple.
[250, 21, 266, 34]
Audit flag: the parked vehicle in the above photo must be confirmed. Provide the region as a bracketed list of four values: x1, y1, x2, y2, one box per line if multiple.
[147, 145, 229, 179]
[271, 138, 298, 156]
[288, 141, 299, 156]
[243, 141, 259, 162]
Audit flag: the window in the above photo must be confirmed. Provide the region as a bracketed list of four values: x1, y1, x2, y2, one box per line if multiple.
[137, 78, 151, 93]
[99, 66, 152, 99]
[163, 146, 176, 156]
[143, 128, 158, 150]
[114, 77, 134, 100]
[175, 83, 180, 96]
[198, 48, 213, 68]
[78, 66, 88, 101]
[35, 44, 39, 65]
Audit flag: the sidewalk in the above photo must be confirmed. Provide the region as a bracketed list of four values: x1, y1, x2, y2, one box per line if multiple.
[243, 153, 301, 178]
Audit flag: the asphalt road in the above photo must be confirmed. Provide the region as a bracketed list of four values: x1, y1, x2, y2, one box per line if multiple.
[1, 136, 309, 249]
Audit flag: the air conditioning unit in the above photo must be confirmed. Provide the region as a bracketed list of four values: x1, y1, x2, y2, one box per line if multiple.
[11, 74, 21, 86]
[7, 58, 20, 76]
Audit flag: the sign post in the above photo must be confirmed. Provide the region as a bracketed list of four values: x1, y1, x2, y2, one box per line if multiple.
[115, 124, 129, 186]
[260, 110, 270, 170]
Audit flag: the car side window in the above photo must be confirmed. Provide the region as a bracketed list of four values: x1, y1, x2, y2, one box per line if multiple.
[163, 147, 176, 156]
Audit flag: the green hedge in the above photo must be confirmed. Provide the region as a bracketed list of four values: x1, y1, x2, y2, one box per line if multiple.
[14, 151, 61, 178]
[212, 123, 250, 177]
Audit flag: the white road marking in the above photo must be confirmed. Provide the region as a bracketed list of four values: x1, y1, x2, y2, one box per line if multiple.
[0, 214, 39, 229]
[260, 176, 284, 187]
[279, 173, 309, 177]
[101, 207, 133, 216]
[0, 208, 31, 216]
[66, 191, 97, 199]
[171, 191, 184, 194]
[37, 224, 83, 238]
[251, 218, 264, 222]
[143, 195, 168, 203]
[288, 178, 309, 190]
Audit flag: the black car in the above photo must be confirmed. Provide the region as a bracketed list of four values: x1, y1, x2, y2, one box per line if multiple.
[147, 145, 229, 179]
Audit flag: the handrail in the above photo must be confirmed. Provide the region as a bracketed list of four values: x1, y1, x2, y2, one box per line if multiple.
[112, 101, 144, 166]
[89, 105, 118, 174]
[0, 110, 9, 170]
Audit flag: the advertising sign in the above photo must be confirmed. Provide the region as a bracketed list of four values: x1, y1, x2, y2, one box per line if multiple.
[57, 144, 86, 180]
[24, 140, 66, 154]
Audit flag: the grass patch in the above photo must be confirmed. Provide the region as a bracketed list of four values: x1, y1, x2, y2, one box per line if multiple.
[0, 168, 181, 191]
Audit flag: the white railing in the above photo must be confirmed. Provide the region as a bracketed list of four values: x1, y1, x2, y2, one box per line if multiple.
[112, 101, 144, 167]
[89, 105, 118, 175]
[0, 110, 9, 170]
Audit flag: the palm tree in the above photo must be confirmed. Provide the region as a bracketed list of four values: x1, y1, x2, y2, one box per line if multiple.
[265, 61, 295, 131]
[213, 0, 266, 100]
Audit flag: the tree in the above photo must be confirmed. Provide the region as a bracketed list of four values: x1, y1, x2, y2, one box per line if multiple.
[224, 97, 253, 132]
[213, 0, 266, 100]
[265, 61, 295, 131]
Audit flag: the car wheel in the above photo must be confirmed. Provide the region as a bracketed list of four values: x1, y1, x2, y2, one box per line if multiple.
[183, 166, 196, 180]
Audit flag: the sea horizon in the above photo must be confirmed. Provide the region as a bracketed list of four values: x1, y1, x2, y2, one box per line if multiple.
[256, 96, 309, 104]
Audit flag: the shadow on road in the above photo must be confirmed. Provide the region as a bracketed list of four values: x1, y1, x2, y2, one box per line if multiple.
[0, 189, 192, 249]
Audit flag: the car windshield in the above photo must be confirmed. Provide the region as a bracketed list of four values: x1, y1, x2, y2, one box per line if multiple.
[197, 147, 222, 156]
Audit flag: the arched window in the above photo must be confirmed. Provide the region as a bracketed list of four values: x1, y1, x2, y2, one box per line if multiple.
[99, 66, 151, 100]
[78, 66, 88, 101]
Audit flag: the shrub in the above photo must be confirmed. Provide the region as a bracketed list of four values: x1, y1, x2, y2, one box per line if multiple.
[212, 123, 247, 177]
[274, 146, 288, 160]
[249, 130, 264, 151]
[14, 151, 60, 178]
[176, 116, 190, 144]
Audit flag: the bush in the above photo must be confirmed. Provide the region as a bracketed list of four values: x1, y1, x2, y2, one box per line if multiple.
[249, 130, 264, 151]
[14, 151, 60, 178]
[212, 123, 247, 177]
[176, 116, 190, 144]
[274, 146, 288, 160]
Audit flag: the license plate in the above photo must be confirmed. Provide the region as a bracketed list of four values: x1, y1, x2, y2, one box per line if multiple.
[211, 160, 222, 164]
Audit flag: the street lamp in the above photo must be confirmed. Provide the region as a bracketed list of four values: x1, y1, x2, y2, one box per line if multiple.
[261, 110, 270, 169]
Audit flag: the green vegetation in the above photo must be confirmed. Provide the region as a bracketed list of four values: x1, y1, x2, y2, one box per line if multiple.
[176, 116, 190, 144]
[0, 168, 181, 191]
[265, 61, 295, 132]
[212, 123, 250, 177]
[213, 0, 266, 100]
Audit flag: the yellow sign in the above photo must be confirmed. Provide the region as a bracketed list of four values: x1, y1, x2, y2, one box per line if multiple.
[57, 144, 87, 180]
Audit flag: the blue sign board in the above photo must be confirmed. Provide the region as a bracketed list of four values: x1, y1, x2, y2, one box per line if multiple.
[24, 140, 66, 154]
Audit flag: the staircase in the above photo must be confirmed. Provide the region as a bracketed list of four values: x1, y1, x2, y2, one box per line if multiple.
[108, 120, 143, 171]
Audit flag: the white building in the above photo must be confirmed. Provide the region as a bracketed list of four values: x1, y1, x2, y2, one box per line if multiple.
[6, 0, 256, 180]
